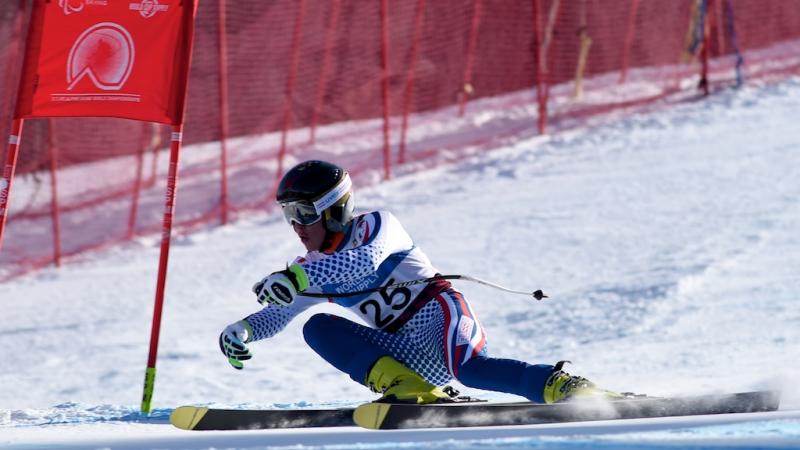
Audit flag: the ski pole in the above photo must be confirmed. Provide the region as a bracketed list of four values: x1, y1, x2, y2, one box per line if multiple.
[301, 274, 548, 301]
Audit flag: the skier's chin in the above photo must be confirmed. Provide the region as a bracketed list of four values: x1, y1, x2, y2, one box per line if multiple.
[300, 237, 316, 251]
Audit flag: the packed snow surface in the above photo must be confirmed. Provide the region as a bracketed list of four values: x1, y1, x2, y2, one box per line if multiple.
[2, 78, 800, 448]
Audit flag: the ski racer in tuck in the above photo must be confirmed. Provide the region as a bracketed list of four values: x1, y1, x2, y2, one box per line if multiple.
[220, 160, 617, 404]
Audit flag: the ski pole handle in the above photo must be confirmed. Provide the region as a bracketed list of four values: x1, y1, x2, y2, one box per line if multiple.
[300, 274, 548, 301]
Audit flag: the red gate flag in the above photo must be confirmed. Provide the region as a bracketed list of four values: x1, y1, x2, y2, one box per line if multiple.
[15, 0, 196, 125]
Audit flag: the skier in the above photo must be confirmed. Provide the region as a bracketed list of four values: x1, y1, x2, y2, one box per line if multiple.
[219, 160, 616, 404]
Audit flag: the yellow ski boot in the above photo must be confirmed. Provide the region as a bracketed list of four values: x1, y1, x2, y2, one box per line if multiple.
[543, 361, 622, 404]
[365, 356, 452, 404]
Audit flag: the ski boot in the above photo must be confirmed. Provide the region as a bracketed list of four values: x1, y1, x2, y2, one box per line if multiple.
[543, 361, 623, 404]
[365, 356, 452, 404]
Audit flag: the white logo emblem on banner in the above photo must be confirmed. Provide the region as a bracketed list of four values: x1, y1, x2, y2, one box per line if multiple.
[59, 0, 85, 15]
[129, 0, 169, 18]
[67, 23, 135, 91]
[59, 0, 109, 15]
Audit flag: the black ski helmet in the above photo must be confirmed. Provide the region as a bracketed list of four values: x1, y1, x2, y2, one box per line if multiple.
[276, 160, 355, 232]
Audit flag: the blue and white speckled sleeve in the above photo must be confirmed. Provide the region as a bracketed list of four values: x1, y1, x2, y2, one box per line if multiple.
[245, 298, 318, 341]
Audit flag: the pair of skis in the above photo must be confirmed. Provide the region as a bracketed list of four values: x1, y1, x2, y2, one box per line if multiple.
[170, 390, 780, 431]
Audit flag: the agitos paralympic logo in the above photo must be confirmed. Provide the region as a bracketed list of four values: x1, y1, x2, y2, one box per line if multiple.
[59, 0, 85, 15]
[58, 0, 109, 16]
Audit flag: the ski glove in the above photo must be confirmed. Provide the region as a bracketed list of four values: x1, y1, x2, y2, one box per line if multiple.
[252, 264, 309, 306]
[219, 320, 254, 370]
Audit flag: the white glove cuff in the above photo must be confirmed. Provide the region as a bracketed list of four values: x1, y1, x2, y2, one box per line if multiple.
[226, 320, 253, 343]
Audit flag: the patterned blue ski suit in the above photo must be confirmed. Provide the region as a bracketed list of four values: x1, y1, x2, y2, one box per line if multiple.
[246, 210, 554, 402]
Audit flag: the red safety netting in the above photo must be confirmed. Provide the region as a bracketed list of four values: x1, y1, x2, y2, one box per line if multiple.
[2, 0, 800, 280]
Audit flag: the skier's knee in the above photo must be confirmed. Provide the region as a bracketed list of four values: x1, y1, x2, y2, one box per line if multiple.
[303, 313, 334, 346]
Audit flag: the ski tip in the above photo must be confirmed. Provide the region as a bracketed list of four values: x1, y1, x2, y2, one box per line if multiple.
[353, 403, 391, 430]
[170, 406, 209, 430]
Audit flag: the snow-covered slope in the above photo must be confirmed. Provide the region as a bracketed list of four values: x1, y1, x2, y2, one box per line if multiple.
[2, 78, 800, 449]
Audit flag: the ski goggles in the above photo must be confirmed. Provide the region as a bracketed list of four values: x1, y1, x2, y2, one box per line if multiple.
[280, 201, 322, 226]
[280, 173, 352, 226]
